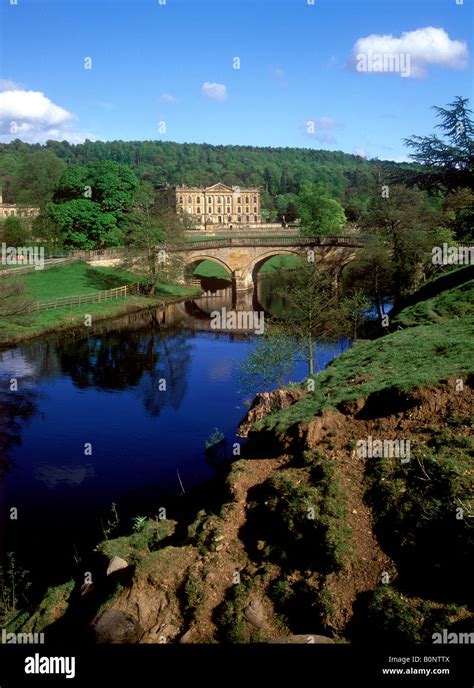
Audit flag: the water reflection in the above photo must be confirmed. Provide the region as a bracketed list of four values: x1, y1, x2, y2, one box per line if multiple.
[0, 272, 349, 593]
[0, 349, 40, 481]
[55, 328, 192, 416]
[34, 463, 95, 489]
[183, 274, 289, 325]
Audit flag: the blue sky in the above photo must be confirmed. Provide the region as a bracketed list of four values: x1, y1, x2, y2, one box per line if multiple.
[0, 0, 472, 160]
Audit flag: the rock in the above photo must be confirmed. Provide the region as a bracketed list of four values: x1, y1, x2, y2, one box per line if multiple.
[179, 627, 198, 644]
[336, 398, 365, 416]
[302, 411, 343, 448]
[244, 599, 267, 629]
[92, 608, 142, 644]
[271, 634, 335, 644]
[106, 556, 129, 576]
[159, 624, 180, 640]
[237, 388, 306, 438]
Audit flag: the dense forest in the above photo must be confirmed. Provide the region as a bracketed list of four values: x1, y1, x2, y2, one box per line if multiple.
[0, 98, 472, 247]
[0, 138, 414, 222]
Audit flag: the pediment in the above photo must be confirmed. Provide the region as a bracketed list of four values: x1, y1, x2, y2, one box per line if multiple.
[205, 183, 234, 193]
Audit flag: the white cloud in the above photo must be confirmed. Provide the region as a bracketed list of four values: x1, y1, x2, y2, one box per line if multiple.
[160, 93, 177, 103]
[201, 82, 227, 102]
[350, 27, 469, 78]
[0, 90, 73, 126]
[354, 147, 369, 158]
[0, 89, 94, 143]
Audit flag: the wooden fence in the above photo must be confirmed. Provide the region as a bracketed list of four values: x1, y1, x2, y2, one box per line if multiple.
[0, 256, 81, 277]
[29, 283, 141, 312]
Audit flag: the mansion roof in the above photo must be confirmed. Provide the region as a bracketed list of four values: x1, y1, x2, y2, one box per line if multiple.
[174, 183, 260, 192]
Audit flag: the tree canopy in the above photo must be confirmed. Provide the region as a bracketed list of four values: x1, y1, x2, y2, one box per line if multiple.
[44, 161, 139, 249]
[403, 97, 474, 192]
[297, 183, 346, 236]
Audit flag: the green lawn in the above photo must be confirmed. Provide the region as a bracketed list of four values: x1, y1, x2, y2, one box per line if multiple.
[0, 261, 201, 346]
[0, 296, 163, 346]
[25, 262, 139, 301]
[258, 255, 304, 273]
[192, 259, 232, 279]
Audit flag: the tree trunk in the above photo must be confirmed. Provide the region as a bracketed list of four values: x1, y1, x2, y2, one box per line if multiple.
[308, 335, 314, 377]
[376, 297, 383, 321]
[149, 271, 160, 295]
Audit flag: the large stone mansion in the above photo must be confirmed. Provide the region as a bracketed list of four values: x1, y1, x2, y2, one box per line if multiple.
[0, 191, 40, 220]
[160, 183, 262, 229]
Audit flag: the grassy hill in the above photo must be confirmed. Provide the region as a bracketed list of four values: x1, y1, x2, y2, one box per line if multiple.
[249, 266, 473, 433]
[391, 264, 474, 327]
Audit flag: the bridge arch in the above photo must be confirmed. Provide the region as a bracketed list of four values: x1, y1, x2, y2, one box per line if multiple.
[184, 254, 233, 280]
[334, 257, 360, 293]
[242, 249, 306, 283]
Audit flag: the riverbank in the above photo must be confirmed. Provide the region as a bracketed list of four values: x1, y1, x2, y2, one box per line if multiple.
[9, 265, 473, 644]
[0, 262, 201, 348]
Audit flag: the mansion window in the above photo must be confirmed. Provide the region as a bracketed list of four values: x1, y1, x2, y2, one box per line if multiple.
[227, 196, 231, 203]
[238, 207, 241, 213]
[253, 196, 257, 203]
[197, 208, 201, 214]
[217, 196, 221, 202]
[254, 206, 257, 213]
[179, 196, 183, 203]
[188, 196, 192, 203]
[254, 215, 258, 222]
[226, 207, 231, 214]
[246, 215, 250, 222]
[237, 196, 241, 203]
[218, 207, 222, 213]
[228, 215, 232, 222]
[245, 196, 249, 203]
[238, 216, 241, 222]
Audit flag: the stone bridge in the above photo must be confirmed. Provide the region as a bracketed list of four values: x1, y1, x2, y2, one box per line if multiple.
[170, 235, 367, 291]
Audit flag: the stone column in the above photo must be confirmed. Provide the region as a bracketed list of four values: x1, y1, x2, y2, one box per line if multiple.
[233, 269, 254, 292]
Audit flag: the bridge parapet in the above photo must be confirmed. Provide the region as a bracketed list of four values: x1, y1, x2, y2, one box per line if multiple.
[171, 235, 369, 252]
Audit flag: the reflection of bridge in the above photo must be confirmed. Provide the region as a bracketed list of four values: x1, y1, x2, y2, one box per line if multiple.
[170, 235, 368, 291]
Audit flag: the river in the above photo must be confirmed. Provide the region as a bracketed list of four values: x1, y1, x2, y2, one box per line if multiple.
[0, 274, 349, 594]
